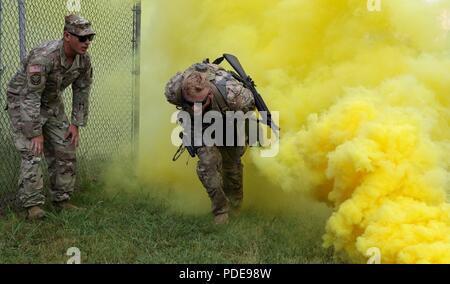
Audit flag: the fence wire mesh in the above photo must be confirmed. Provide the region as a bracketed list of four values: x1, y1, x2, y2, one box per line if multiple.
[0, 0, 139, 204]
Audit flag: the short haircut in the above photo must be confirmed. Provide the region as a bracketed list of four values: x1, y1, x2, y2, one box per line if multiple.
[182, 71, 209, 100]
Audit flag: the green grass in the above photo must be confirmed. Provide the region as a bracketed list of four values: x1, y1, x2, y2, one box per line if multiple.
[0, 179, 339, 264]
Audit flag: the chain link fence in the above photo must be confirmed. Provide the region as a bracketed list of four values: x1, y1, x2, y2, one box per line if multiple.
[0, 0, 140, 206]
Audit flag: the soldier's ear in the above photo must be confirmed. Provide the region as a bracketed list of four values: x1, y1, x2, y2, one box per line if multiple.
[63, 31, 71, 41]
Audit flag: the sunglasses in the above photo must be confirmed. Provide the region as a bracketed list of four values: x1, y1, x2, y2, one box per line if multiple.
[69, 32, 95, 43]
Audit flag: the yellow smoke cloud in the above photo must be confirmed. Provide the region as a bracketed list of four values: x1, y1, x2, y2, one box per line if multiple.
[140, 0, 450, 263]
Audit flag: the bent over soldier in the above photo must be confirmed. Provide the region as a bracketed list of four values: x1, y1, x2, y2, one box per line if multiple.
[165, 62, 255, 225]
[5, 15, 95, 220]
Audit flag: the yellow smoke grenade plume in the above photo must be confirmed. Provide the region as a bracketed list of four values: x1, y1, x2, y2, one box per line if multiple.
[141, 0, 450, 263]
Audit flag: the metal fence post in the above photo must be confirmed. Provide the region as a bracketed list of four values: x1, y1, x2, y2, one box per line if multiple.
[132, 0, 141, 157]
[0, 0, 3, 100]
[18, 0, 26, 61]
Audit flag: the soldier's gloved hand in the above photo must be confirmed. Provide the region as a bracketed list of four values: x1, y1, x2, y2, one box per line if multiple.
[31, 135, 44, 156]
[65, 124, 80, 147]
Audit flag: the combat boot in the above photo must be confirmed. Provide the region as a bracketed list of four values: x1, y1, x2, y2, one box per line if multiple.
[53, 201, 82, 211]
[27, 206, 46, 220]
[214, 213, 229, 225]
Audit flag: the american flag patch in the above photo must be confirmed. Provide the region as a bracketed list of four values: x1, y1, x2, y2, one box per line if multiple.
[28, 65, 43, 73]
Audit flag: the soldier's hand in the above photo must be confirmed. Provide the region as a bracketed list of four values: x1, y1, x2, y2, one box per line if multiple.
[65, 124, 80, 147]
[31, 135, 44, 156]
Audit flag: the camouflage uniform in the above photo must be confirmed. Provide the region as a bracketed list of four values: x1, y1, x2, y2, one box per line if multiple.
[5, 17, 94, 208]
[166, 63, 255, 216]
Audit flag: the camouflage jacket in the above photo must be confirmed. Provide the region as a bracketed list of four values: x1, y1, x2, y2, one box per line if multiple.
[7, 39, 93, 138]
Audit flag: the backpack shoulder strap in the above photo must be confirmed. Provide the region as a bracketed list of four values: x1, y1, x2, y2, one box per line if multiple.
[209, 82, 230, 113]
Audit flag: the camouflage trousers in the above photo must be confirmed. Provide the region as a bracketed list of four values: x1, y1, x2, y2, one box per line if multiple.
[196, 146, 245, 216]
[7, 94, 76, 208]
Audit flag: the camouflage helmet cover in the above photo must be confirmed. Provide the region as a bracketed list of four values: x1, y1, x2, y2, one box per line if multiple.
[64, 14, 95, 36]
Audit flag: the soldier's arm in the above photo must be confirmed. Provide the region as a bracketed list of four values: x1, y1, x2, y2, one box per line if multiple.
[239, 87, 256, 113]
[21, 57, 49, 138]
[225, 80, 256, 113]
[72, 55, 93, 127]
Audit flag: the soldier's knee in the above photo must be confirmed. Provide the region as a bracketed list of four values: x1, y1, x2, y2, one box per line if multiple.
[197, 147, 222, 170]
[196, 148, 223, 189]
[223, 158, 243, 170]
[19, 153, 43, 189]
[52, 148, 76, 172]
[55, 146, 76, 160]
[59, 139, 77, 153]
[21, 151, 43, 167]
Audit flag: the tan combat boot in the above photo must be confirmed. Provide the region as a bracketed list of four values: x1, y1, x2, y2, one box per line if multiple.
[214, 213, 229, 225]
[27, 206, 46, 220]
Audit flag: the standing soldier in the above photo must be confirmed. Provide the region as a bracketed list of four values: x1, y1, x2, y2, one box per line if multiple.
[165, 62, 255, 225]
[5, 15, 95, 220]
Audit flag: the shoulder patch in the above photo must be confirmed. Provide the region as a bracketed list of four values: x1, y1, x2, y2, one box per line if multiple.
[30, 74, 42, 85]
